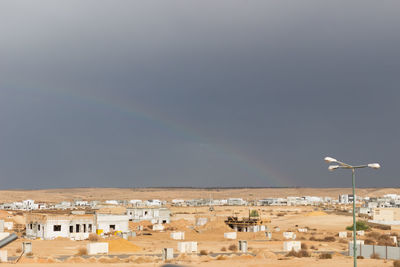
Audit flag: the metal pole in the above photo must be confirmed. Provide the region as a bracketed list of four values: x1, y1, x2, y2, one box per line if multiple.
[352, 168, 357, 267]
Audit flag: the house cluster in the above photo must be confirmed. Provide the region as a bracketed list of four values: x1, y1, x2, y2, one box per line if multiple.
[25, 205, 171, 240]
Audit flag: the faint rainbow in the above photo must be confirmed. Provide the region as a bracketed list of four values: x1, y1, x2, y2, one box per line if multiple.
[32, 87, 292, 187]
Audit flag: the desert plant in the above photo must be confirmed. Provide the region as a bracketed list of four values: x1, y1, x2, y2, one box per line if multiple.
[88, 233, 100, 242]
[319, 253, 332, 259]
[357, 255, 364, 259]
[26, 252, 33, 257]
[221, 247, 227, 252]
[370, 253, 380, 259]
[76, 247, 88, 256]
[309, 236, 317, 241]
[200, 250, 208, 255]
[346, 221, 369, 231]
[364, 239, 375, 245]
[228, 244, 238, 252]
[324, 236, 336, 242]
[393, 260, 400, 267]
[377, 235, 396, 246]
[249, 210, 259, 217]
[366, 231, 381, 239]
[301, 243, 308, 250]
[285, 249, 310, 258]
[16, 248, 22, 253]
[216, 255, 227, 260]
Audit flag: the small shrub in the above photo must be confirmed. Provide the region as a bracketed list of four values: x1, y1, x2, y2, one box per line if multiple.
[310, 245, 316, 250]
[76, 247, 88, 256]
[367, 232, 381, 240]
[301, 243, 308, 250]
[216, 255, 227, 260]
[221, 247, 227, 252]
[319, 253, 332, 259]
[324, 236, 336, 242]
[26, 252, 33, 257]
[200, 250, 208, 255]
[285, 249, 310, 258]
[393, 260, 400, 267]
[277, 212, 286, 217]
[357, 255, 364, 259]
[364, 239, 375, 245]
[16, 248, 22, 253]
[377, 235, 395, 246]
[298, 250, 310, 257]
[228, 244, 238, 252]
[370, 253, 380, 259]
[346, 221, 369, 231]
[88, 233, 100, 242]
[309, 236, 317, 241]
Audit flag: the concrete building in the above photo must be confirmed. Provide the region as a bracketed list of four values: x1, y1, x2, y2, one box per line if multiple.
[126, 207, 170, 224]
[25, 212, 96, 240]
[96, 214, 129, 233]
[370, 208, 400, 225]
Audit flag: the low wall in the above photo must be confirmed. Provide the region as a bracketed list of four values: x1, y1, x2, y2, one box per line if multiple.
[349, 244, 400, 259]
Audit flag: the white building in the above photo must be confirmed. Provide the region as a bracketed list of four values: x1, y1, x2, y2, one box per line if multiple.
[25, 212, 96, 240]
[96, 213, 129, 233]
[126, 207, 170, 224]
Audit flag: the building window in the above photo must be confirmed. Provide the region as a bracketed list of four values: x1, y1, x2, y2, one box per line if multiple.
[76, 224, 80, 233]
[83, 224, 87, 233]
[38, 225, 40, 231]
[69, 226, 74, 233]
[53, 225, 61, 232]
[29, 224, 33, 229]
[88, 224, 92, 232]
[110, 225, 116, 231]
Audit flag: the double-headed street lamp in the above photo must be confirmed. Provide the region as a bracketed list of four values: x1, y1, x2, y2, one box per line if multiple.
[324, 157, 380, 267]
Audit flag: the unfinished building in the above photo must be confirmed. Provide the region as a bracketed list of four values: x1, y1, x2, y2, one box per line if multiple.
[25, 212, 96, 240]
[224, 216, 269, 232]
[126, 207, 170, 224]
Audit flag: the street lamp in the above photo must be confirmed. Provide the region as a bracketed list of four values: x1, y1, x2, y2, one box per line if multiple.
[324, 157, 380, 267]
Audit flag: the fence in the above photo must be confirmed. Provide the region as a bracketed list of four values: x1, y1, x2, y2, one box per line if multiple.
[349, 243, 400, 259]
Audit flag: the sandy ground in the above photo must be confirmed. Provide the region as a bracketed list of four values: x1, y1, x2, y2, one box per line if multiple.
[0, 258, 395, 267]
[0, 187, 399, 202]
[1, 188, 399, 266]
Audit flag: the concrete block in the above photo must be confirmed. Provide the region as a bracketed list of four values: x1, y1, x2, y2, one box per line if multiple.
[266, 232, 272, 240]
[87, 242, 109, 255]
[283, 232, 295, 239]
[283, 241, 301, 252]
[196, 217, 208, 226]
[339, 232, 347, 238]
[224, 232, 237, 239]
[239, 240, 247, 253]
[162, 248, 174, 260]
[170, 232, 185, 240]
[177, 242, 197, 253]
[152, 224, 164, 231]
[23, 242, 32, 254]
[0, 250, 7, 262]
[356, 230, 365, 236]
[4, 222, 13, 230]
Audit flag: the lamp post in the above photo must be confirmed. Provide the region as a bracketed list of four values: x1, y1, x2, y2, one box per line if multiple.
[324, 157, 380, 267]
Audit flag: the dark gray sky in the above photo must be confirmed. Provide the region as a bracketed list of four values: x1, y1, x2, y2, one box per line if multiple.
[1, 0, 399, 189]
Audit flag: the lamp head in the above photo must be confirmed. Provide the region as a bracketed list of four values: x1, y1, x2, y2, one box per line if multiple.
[368, 163, 381, 169]
[328, 165, 340, 171]
[324, 157, 337, 163]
